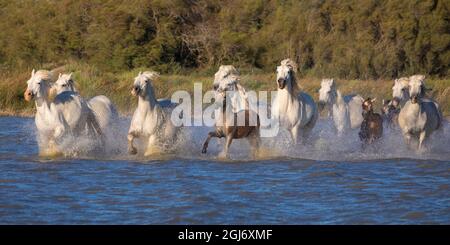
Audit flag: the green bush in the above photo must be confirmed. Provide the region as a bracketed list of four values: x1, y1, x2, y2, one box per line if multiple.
[0, 0, 448, 78]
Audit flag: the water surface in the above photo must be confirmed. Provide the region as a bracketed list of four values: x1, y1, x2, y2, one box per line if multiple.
[0, 116, 449, 224]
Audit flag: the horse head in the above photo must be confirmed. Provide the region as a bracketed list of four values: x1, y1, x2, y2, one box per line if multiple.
[408, 75, 426, 104]
[131, 71, 159, 97]
[362, 97, 376, 117]
[276, 59, 298, 91]
[392, 77, 410, 103]
[24, 69, 53, 102]
[51, 73, 76, 96]
[213, 65, 246, 111]
[318, 78, 336, 111]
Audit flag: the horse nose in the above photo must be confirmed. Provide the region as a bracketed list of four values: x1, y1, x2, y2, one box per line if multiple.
[24, 90, 33, 101]
[277, 78, 285, 88]
[131, 86, 140, 96]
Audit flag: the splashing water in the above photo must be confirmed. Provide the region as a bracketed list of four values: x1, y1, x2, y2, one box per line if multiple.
[30, 115, 450, 161]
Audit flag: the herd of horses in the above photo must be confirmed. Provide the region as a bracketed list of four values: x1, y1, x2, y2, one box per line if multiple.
[24, 59, 443, 158]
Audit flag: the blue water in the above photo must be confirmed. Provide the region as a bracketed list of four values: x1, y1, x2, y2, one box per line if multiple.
[0, 116, 449, 224]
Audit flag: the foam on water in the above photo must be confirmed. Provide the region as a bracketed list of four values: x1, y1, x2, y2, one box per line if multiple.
[30, 116, 450, 162]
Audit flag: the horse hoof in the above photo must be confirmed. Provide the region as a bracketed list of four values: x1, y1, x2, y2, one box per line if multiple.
[201, 148, 207, 154]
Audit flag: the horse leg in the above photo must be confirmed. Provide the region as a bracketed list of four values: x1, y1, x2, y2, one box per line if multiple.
[202, 131, 221, 154]
[222, 135, 234, 159]
[144, 134, 161, 156]
[247, 131, 260, 159]
[290, 125, 299, 144]
[418, 131, 427, 153]
[127, 132, 138, 155]
[403, 132, 413, 150]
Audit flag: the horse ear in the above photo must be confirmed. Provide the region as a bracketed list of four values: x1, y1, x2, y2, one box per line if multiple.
[138, 71, 142, 76]
[371, 98, 377, 103]
[58, 73, 62, 79]
[68, 72, 73, 79]
[31, 69, 35, 77]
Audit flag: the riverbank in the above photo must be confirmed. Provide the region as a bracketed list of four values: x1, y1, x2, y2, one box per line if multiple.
[1, 62, 449, 117]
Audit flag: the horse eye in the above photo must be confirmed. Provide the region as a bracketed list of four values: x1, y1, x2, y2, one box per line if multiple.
[62, 84, 66, 87]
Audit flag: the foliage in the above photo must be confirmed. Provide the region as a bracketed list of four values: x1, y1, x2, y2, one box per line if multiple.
[0, 0, 448, 78]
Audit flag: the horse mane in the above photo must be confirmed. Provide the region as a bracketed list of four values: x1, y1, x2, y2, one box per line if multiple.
[409, 74, 428, 97]
[409, 74, 425, 82]
[396, 77, 410, 87]
[142, 71, 160, 81]
[280, 58, 301, 94]
[219, 65, 240, 77]
[35, 70, 53, 83]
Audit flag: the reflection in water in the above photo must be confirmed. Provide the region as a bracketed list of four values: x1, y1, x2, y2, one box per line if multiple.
[0, 117, 449, 224]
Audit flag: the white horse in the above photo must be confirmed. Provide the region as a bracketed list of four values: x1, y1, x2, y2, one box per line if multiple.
[127, 71, 179, 156]
[398, 75, 442, 151]
[51, 73, 118, 131]
[392, 77, 410, 107]
[24, 69, 101, 156]
[272, 59, 318, 143]
[318, 78, 364, 133]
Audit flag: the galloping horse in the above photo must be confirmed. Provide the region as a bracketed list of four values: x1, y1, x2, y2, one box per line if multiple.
[398, 75, 442, 151]
[272, 59, 318, 144]
[359, 98, 383, 146]
[202, 66, 260, 158]
[51, 73, 118, 132]
[318, 78, 364, 134]
[127, 71, 180, 156]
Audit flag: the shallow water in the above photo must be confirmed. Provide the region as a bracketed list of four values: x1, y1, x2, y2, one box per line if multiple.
[0, 116, 449, 224]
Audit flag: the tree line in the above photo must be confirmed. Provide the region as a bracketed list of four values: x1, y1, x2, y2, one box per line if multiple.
[0, 0, 448, 79]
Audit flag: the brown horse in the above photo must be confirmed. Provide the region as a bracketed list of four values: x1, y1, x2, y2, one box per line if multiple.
[202, 91, 260, 159]
[359, 98, 383, 145]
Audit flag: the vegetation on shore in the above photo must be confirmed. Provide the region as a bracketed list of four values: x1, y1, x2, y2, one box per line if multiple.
[0, 1, 448, 116]
[0, 0, 449, 79]
[1, 61, 449, 117]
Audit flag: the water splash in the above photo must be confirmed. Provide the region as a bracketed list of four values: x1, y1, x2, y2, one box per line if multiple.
[29, 116, 450, 161]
